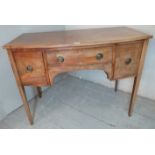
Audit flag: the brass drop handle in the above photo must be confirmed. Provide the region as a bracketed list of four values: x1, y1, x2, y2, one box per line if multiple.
[96, 53, 104, 60]
[26, 65, 33, 72]
[57, 56, 64, 63]
[125, 58, 132, 65]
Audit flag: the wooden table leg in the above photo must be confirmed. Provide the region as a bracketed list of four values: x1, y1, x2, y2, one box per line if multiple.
[128, 40, 149, 116]
[19, 85, 33, 125]
[7, 50, 33, 125]
[129, 77, 139, 116]
[115, 80, 118, 92]
[37, 87, 42, 98]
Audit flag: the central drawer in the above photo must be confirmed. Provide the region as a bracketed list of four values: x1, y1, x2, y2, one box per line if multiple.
[46, 46, 113, 67]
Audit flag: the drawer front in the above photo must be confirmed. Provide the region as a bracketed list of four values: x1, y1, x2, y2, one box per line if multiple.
[114, 41, 143, 79]
[46, 46, 113, 67]
[13, 49, 48, 86]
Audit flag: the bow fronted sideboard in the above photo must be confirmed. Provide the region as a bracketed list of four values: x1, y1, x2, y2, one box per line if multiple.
[4, 27, 152, 125]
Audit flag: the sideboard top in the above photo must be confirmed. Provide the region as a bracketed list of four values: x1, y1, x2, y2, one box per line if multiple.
[4, 27, 152, 49]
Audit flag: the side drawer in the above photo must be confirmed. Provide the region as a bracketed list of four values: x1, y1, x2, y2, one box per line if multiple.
[13, 49, 48, 86]
[114, 41, 143, 79]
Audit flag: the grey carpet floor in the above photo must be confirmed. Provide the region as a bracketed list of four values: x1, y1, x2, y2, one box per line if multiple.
[0, 75, 155, 129]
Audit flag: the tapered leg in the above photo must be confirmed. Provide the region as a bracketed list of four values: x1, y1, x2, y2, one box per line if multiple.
[128, 76, 140, 116]
[7, 50, 33, 125]
[19, 85, 33, 124]
[128, 40, 149, 116]
[37, 87, 42, 98]
[115, 80, 118, 92]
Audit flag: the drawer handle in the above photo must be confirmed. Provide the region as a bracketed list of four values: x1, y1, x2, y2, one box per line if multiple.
[26, 65, 33, 72]
[125, 58, 132, 65]
[96, 53, 104, 60]
[57, 56, 64, 63]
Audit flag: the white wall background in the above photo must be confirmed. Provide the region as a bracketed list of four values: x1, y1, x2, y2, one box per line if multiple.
[0, 25, 65, 120]
[65, 25, 155, 100]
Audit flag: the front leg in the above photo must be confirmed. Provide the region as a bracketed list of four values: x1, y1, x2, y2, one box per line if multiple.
[129, 76, 140, 116]
[8, 50, 33, 125]
[128, 40, 149, 116]
[20, 85, 33, 124]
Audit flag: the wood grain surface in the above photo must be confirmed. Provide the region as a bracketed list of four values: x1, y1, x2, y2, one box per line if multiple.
[3, 27, 152, 124]
[13, 49, 49, 86]
[4, 27, 152, 49]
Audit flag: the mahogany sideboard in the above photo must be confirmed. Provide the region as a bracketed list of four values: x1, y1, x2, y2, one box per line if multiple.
[4, 27, 152, 125]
